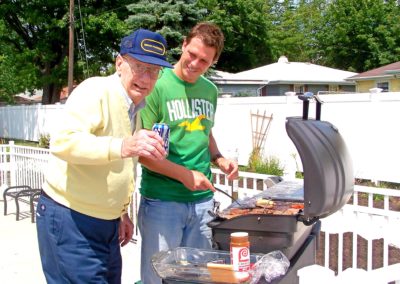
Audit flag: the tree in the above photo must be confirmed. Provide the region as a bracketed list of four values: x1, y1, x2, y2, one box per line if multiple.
[125, 0, 207, 64]
[199, 0, 274, 72]
[0, 0, 130, 104]
[2, 0, 399, 102]
[0, 11, 41, 104]
[268, 0, 327, 64]
[317, 0, 400, 72]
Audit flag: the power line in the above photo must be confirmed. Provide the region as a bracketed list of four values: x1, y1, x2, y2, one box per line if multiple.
[77, 0, 90, 78]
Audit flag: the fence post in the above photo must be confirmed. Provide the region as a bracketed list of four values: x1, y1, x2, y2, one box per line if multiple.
[9, 141, 16, 186]
[0, 143, 8, 190]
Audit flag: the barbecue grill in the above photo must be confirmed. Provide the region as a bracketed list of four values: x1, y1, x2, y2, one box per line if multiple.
[153, 93, 354, 283]
[208, 93, 354, 283]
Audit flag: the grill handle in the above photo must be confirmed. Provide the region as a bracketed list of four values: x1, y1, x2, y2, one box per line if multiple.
[314, 94, 323, 120]
[297, 92, 324, 121]
[298, 92, 313, 120]
[297, 215, 319, 226]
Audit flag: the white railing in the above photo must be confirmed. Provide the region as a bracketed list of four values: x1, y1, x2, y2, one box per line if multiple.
[1, 142, 399, 282]
[299, 186, 400, 283]
[0, 141, 49, 190]
[0, 143, 9, 188]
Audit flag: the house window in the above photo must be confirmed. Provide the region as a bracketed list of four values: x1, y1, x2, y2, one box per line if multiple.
[294, 84, 304, 94]
[377, 81, 389, 92]
[329, 85, 339, 92]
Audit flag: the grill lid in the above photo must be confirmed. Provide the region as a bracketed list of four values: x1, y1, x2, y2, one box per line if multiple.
[285, 93, 354, 221]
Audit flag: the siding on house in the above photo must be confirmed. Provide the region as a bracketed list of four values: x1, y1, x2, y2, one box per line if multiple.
[218, 84, 261, 96]
[393, 78, 400, 91]
[357, 80, 378, 92]
[355, 78, 400, 93]
[217, 83, 355, 97]
[265, 84, 292, 96]
[348, 61, 400, 92]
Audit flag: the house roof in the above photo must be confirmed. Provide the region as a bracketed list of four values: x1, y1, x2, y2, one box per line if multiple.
[210, 56, 357, 85]
[13, 86, 72, 105]
[14, 90, 43, 104]
[347, 61, 400, 81]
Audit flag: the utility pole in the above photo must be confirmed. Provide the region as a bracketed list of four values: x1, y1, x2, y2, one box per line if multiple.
[67, 0, 74, 96]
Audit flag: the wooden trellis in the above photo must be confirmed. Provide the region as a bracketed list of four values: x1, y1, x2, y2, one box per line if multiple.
[250, 110, 273, 152]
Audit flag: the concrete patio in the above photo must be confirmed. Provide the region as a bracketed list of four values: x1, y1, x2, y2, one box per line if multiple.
[2, 187, 400, 284]
[0, 198, 141, 284]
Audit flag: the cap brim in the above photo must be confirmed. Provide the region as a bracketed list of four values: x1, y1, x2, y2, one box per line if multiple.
[128, 53, 173, 68]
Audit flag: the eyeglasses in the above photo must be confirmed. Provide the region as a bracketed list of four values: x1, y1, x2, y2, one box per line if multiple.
[122, 56, 163, 79]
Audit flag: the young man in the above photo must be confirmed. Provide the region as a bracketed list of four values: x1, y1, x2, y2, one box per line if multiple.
[36, 29, 172, 284]
[138, 22, 239, 284]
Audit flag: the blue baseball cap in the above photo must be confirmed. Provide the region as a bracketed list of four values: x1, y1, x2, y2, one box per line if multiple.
[120, 29, 173, 68]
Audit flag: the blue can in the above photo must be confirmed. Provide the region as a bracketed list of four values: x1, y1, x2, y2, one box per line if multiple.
[152, 123, 170, 155]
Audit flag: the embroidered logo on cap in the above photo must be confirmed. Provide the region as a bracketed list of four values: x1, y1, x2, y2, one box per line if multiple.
[141, 39, 166, 56]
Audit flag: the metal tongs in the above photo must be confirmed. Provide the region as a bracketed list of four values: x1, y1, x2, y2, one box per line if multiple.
[208, 186, 243, 219]
[214, 186, 242, 206]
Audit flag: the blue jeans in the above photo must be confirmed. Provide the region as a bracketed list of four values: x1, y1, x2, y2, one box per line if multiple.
[36, 194, 122, 284]
[138, 196, 215, 284]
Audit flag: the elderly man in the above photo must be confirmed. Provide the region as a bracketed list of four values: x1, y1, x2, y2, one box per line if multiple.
[36, 29, 172, 284]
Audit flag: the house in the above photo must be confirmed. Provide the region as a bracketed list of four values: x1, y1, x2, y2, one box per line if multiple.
[2, 86, 73, 106]
[13, 90, 43, 104]
[209, 56, 357, 97]
[346, 61, 400, 93]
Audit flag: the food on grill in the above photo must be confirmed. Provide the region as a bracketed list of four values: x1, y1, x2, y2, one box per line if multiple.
[207, 263, 250, 283]
[220, 200, 304, 219]
[229, 208, 251, 216]
[255, 198, 275, 208]
[290, 203, 304, 209]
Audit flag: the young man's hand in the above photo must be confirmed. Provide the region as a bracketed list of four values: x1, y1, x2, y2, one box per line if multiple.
[180, 170, 216, 192]
[215, 157, 239, 181]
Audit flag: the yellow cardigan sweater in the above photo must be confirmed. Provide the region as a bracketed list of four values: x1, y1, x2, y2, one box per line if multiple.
[43, 74, 140, 220]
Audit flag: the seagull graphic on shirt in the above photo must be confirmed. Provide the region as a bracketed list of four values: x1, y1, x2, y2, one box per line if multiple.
[178, 115, 206, 131]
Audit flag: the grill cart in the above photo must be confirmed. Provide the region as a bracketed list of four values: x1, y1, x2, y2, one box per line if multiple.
[153, 93, 354, 283]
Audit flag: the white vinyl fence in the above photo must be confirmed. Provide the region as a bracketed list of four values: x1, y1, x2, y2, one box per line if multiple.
[0, 142, 399, 283]
[1, 92, 400, 184]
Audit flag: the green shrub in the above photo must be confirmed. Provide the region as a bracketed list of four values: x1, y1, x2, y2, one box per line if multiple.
[38, 133, 50, 149]
[255, 157, 284, 176]
[236, 92, 253, 97]
[247, 148, 284, 175]
[295, 171, 304, 179]
[248, 147, 263, 172]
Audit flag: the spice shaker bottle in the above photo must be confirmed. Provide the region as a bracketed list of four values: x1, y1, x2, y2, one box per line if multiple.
[230, 232, 250, 271]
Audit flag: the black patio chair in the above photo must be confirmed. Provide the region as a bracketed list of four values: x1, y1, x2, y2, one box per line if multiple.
[30, 190, 41, 223]
[3, 185, 42, 222]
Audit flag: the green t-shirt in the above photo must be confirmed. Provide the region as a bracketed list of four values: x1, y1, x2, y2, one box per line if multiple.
[140, 68, 217, 202]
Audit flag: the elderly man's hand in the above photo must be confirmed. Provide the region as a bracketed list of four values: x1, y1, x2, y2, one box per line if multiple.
[121, 129, 166, 160]
[119, 213, 133, 247]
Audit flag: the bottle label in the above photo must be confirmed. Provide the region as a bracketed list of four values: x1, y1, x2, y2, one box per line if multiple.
[231, 246, 250, 271]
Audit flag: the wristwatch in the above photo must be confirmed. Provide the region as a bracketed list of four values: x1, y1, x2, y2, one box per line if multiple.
[212, 153, 223, 163]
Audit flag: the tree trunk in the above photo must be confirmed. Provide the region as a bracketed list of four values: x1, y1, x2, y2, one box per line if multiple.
[41, 83, 61, 105]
